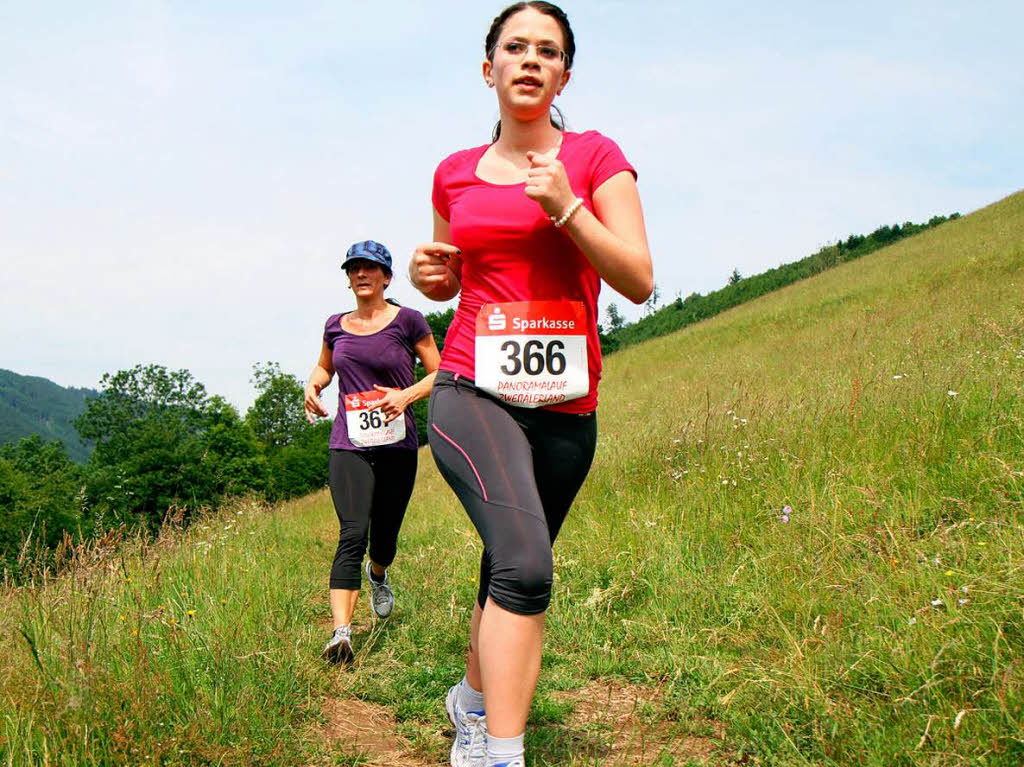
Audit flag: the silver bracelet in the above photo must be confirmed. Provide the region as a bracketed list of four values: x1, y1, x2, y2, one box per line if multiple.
[550, 197, 584, 228]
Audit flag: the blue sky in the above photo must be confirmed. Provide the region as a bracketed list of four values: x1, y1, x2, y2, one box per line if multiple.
[2, 1, 1022, 412]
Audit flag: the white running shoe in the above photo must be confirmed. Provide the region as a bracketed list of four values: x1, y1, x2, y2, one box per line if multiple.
[365, 560, 394, 619]
[321, 625, 353, 665]
[445, 683, 487, 767]
[489, 761, 524, 767]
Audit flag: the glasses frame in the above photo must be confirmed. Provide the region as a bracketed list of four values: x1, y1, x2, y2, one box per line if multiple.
[490, 38, 567, 66]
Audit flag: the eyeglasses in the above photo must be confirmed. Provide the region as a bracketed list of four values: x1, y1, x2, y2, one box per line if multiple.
[492, 39, 566, 65]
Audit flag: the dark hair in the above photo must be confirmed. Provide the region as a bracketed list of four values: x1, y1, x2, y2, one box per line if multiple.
[485, 2, 574, 141]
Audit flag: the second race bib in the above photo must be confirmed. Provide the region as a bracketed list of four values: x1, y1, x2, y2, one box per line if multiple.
[474, 301, 588, 408]
[344, 390, 406, 447]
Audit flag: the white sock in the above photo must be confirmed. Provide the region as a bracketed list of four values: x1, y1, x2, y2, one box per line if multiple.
[486, 733, 524, 766]
[457, 676, 485, 714]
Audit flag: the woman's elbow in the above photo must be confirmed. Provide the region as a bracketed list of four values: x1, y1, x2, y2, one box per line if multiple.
[626, 267, 654, 305]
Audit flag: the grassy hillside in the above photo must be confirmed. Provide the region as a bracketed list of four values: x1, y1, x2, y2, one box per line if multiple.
[0, 369, 96, 463]
[1, 191, 1022, 765]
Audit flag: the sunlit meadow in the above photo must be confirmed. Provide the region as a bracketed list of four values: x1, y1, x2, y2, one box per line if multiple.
[2, 191, 1022, 765]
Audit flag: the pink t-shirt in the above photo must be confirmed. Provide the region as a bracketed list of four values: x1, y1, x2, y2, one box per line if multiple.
[431, 130, 635, 413]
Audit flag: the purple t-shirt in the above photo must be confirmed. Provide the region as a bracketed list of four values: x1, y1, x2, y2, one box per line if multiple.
[323, 306, 432, 451]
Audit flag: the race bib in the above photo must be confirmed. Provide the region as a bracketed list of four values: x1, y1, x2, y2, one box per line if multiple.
[344, 390, 405, 447]
[475, 301, 588, 408]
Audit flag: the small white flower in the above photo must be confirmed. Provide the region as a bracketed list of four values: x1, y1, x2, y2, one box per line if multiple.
[893, 374, 903, 380]
[722, 479, 729, 485]
[958, 598, 969, 606]
[947, 390, 958, 397]
[908, 617, 917, 625]
[954, 709, 967, 730]
[931, 598, 944, 607]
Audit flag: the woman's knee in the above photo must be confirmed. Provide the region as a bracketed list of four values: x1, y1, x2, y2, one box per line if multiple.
[487, 546, 554, 615]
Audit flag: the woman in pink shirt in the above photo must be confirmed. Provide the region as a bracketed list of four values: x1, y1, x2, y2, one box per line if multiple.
[409, 4, 652, 766]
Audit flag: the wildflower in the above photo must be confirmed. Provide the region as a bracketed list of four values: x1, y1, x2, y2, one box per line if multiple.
[893, 374, 903, 380]
[944, 570, 954, 576]
[908, 617, 917, 625]
[169, 617, 178, 625]
[186, 610, 196, 616]
[220, 598, 228, 605]
[947, 390, 958, 397]
[131, 629, 139, 636]
[781, 505, 792, 523]
[958, 598, 969, 606]
[931, 598, 943, 608]
[125, 577, 132, 583]
[118, 614, 126, 622]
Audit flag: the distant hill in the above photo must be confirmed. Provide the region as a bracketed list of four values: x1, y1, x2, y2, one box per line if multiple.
[0, 369, 97, 463]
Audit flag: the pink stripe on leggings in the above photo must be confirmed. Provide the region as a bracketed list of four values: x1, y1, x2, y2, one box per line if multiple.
[431, 424, 488, 501]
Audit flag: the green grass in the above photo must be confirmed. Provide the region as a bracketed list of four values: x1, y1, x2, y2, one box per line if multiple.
[2, 190, 1023, 765]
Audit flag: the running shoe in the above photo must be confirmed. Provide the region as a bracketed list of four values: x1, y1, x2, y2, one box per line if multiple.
[445, 683, 487, 767]
[321, 625, 353, 665]
[365, 560, 395, 619]
[489, 762, 524, 767]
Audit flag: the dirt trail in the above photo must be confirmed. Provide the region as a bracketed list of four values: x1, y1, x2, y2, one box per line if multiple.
[323, 679, 729, 765]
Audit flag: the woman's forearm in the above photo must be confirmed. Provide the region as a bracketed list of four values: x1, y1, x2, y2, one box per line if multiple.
[403, 371, 437, 403]
[561, 205, 653, 304]
[307, 365, 333, 392]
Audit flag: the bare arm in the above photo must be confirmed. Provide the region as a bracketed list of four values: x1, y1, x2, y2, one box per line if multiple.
[304, 341, 334, 423]
[561, 171, 653, 304]
[372, 334, 442, 423]
[526, 154, 653, 304]
[409, 209, 464, 302]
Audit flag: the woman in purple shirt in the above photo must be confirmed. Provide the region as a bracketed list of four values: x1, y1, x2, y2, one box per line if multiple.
[304, 240, 440, 664]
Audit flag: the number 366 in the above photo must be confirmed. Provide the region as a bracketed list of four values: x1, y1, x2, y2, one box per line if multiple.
[500, 340, 566, 376]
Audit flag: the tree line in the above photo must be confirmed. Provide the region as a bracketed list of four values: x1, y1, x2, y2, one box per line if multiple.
[1, 216, 956, 579]
[598, 214, 959, 353]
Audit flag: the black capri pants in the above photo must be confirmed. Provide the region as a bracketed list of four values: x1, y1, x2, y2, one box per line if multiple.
[427, 371, 597, 615]
[328, 447, 417, 590]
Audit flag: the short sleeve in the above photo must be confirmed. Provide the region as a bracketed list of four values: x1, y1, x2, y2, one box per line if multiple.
[588, 133, 637, 196]
[432, 160, 450, 221]
[406, 309, 433, 345]
[323, 314, 341, 350]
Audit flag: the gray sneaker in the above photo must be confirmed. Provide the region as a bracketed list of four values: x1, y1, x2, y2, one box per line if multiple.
[445, 683, 487, 767]
[365, 560, 394, 619]
[321, 625, 353, 665]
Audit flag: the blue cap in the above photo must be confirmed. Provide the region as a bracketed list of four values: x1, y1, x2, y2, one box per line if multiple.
[343, 240, 393, 274]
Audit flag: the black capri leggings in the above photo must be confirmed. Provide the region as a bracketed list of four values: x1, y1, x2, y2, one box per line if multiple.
[328, 448, 417, 590]
[427, 371, 597, 615]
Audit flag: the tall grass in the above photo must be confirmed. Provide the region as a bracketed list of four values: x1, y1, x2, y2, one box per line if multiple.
[2, 191, 1022, 765]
